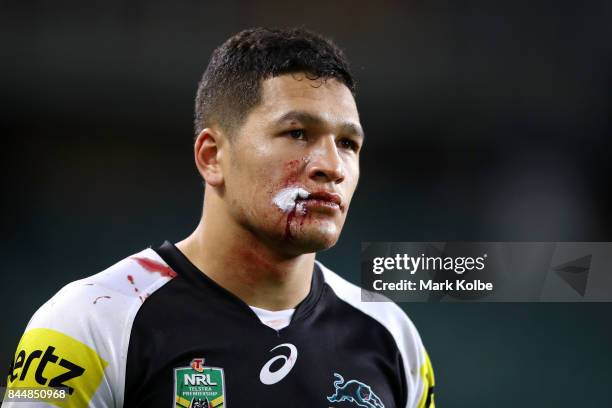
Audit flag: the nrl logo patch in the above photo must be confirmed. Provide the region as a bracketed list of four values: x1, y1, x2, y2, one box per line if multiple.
[174, 358, 225, 408]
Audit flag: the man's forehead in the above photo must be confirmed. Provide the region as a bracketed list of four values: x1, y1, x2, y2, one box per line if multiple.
[257, 73, 360, 124]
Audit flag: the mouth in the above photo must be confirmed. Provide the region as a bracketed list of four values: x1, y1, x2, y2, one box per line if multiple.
[273, 187, 343, 241]
[296, 191, 343, 211]
[272, 187, 343, 213]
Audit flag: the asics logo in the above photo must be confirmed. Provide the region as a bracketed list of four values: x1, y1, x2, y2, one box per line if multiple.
[259, 343, 298, 385]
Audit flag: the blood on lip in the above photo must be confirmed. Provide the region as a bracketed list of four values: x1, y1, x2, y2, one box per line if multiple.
[296, 194, 341, 209]
[301, 197, 334, 203]
[299, 199, 340, 211]
[277, 155, 336, 240]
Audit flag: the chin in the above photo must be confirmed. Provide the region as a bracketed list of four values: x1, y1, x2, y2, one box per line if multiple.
[289, 226, 341, 253]
[260, 215, 344, 255]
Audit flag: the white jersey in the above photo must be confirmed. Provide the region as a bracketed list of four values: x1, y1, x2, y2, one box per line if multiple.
[4, 242, 434, 408]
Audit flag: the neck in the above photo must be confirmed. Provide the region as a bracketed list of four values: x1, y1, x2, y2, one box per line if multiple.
[176, 195, 315, 311]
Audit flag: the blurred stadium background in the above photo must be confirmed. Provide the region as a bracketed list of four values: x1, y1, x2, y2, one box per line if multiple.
[2, 1, 611, 406]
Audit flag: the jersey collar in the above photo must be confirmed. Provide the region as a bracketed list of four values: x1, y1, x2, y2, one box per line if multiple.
[155, 240, 325, 328]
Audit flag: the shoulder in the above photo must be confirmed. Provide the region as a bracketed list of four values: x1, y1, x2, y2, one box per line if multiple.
[316, 260, 434, 408]
[28, 247, 174, 340]
[6, 248, 176, 408]
[316, 260, 424, 355]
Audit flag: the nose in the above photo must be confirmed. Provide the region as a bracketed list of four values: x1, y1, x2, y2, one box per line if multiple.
[307, 136, 345, 184]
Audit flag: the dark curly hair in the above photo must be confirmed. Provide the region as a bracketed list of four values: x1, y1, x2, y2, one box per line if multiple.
[194, 27, 356, 138]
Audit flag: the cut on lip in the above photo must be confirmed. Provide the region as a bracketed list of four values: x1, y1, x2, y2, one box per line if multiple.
[299, 191, 342, 206]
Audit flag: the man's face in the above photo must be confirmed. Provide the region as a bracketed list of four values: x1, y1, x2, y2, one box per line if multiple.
[221, 73, 363, 256]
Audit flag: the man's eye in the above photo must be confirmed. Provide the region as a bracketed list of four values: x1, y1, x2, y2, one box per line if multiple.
[288, 129, 306, 139]
[339, 138, 359, 152]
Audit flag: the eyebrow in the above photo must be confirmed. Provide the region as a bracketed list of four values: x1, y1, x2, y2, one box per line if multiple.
[275, 110, 365, 140]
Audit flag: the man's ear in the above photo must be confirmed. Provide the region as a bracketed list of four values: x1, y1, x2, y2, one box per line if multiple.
[194, 127, 225, 187]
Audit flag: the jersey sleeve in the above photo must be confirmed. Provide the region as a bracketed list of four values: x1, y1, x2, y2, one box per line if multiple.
[417, 349, 435, 408]
[2, 249, 175, 408]
[387, 303, 435, 408]
[3, 280, 136, 408]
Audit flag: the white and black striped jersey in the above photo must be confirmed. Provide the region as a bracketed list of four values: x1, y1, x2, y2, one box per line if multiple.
[4, 241, 434, 408]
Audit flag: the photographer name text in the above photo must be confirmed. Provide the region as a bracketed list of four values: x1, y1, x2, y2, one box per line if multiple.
[372, 279, 493, 292]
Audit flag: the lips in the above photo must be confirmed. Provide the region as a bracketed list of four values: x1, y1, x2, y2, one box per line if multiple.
[298, 191, 343, 210]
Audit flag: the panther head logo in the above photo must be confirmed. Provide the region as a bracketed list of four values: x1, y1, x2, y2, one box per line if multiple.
[327, 373, 385, 408]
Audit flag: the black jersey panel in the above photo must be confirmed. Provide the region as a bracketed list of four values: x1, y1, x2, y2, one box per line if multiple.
[123, 243, 407, 408]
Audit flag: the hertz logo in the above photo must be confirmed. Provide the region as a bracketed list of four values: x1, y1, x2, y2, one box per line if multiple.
[7, 328, 108, 407]
[9, 345, 84, 394]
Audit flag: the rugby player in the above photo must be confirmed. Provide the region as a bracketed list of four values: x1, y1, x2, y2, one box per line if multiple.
[4, 27, 434, 408]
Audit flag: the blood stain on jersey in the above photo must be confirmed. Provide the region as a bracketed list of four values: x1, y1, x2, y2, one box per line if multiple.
[174, 358, 225, 408]
[127, 274, 140, 292]
[127, 275, 149, 302]
[132, 257, 178, 278]
[93, 295, 111, 304]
